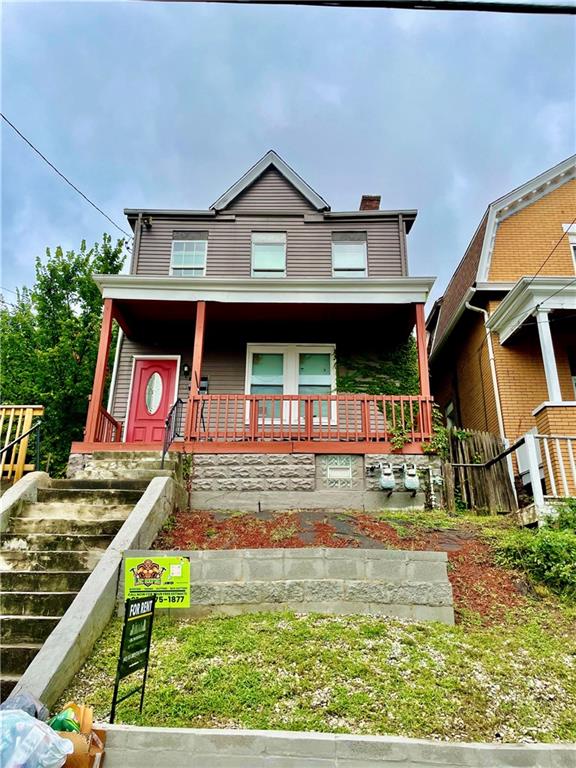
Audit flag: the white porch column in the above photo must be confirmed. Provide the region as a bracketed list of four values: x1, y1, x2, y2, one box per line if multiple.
[536, 308, 562, 402]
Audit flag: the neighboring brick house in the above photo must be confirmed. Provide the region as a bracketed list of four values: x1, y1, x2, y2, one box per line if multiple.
[427, 155, 576, 494]
[74, 151, 438, 508]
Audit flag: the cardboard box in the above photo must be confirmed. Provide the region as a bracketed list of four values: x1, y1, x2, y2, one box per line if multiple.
[57, 703, 106, 768]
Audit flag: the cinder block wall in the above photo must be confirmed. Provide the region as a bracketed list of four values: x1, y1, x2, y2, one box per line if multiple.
[122, 547, 454, 624]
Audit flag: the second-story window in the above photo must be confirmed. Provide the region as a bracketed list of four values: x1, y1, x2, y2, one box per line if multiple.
[252, 232, 286, 277]
[332, 232, 367, 278]
[171, 232, 208, 277]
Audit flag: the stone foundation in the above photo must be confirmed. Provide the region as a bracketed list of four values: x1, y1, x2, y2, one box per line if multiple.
[190, 453, 442, 511]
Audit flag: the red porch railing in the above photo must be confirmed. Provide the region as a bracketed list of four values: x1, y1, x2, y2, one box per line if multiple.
[94, 406, 123, 443]
[188, 394, 433, 443]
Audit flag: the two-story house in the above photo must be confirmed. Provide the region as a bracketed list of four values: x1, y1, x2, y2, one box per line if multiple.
[72, 151, 437, 508]
[427, 155, 576, 499]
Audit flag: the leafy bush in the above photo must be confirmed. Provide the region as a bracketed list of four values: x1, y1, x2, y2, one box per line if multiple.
[495, 526, 576, 599]
[551, 499, 576, 531]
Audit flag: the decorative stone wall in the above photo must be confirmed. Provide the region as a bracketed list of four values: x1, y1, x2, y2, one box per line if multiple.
[191, 453, 316, 492]
[122, 548, 455, 624]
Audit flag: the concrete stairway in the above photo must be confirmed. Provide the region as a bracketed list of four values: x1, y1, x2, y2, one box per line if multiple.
[0, 452, 179, 701]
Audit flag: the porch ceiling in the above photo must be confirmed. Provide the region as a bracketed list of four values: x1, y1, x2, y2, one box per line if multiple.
[114, 299, 417, 346]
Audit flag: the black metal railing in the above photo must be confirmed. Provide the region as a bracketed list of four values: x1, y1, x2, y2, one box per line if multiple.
[0, 420, 42, 474]
[161, 399, 184, 468]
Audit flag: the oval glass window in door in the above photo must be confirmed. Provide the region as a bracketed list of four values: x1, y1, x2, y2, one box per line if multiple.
[145, 371, 163, 414]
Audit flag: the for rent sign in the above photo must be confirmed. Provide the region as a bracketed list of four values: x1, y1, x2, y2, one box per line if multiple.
[110, 595, 156, 723]
[124, 555, 191, 608]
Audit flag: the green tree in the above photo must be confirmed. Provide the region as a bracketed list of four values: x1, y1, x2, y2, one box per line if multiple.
[0, 234, 125, 475]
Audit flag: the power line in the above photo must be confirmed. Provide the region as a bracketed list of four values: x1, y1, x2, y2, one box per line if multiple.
[137, 0, 576, 14]
[1, 113, 133, 240]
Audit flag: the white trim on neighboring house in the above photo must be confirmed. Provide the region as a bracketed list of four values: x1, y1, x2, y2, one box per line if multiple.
[563, 223, 576, 272]
[123, 355, 181, 442]
[94, 275, 435, 305]
[476, 155, 576, 283]
[486, 276, 576, 343]
[210, 150, 330, 212]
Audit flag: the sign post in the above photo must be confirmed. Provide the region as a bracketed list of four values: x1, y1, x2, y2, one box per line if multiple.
[110, 595, 156, 724]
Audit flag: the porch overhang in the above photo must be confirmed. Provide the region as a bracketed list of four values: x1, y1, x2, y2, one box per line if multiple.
[93, 275, 435, 305]
[486, 276, 576, 343]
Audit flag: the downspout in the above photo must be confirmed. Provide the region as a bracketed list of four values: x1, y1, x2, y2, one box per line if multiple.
[465, 301, 505, 441]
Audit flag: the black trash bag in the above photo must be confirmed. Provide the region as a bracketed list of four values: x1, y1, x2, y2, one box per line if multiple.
[0, 692, 49, 721]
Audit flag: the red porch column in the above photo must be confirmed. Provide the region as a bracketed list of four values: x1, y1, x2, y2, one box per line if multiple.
[85, 298, 114, 442]
[185, 300, 207, 439]
[415, 303, 431, 398]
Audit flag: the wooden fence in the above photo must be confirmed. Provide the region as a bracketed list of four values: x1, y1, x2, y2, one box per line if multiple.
[443, 429, 517, 514]
[0, 405, 44, 484]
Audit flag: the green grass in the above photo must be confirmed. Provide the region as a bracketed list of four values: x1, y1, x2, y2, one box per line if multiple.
[61, 606, 576, 742]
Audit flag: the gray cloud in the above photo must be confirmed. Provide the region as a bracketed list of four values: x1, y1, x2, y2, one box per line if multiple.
[2, 2, 574, 300]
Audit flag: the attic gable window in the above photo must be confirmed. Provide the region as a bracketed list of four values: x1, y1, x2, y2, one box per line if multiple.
[171, 232, 208, 277]
[332, 232, 367, 278]
[252, 232, 286, 278]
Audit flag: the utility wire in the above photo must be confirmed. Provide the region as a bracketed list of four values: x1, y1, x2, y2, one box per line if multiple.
[1, 113, 133, 240]
[137, 0, 576, 14]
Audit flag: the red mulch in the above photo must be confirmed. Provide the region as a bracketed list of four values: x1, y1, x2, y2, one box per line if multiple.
[155, 510, 526, 623]
[154, 511, 356, 550]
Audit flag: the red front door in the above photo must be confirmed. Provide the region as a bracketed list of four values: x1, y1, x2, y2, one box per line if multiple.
[126, 358, 179, 442]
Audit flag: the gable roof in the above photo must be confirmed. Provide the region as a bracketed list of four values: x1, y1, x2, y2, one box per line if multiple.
[210, 150, 330, 212]
[429, 154, 576, 359]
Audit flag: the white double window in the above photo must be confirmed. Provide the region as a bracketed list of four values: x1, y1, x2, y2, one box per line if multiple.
[332, 232, 367, 278]
[251, 232, 286, 277]
[245, 344, 336, 421]
[171, 233, 208, 277]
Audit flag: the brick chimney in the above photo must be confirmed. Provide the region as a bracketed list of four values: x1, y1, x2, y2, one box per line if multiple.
[359, 195, 381, 211]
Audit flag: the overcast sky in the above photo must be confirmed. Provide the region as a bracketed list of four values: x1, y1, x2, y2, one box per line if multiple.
[2, 1, 574, 301]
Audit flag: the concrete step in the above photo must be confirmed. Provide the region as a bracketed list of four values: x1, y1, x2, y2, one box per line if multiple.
[0, 570, 89, 592]
[75, 469, 174, 481]
[1, 591, 77, 616]
[38, 488, 144, 505]
[92, 451, 164, 461]
[85, 458, 176, 471]
[0, 643, 42, 674]
[18, 502, 133, 521]
[0, 675, 19, 701]
[0, 615, 60, 643]
[9, 517, 127, 535]
[1, 533, 114, 552]
[49, 479, 150, 491]
[0, 549, 103, 571]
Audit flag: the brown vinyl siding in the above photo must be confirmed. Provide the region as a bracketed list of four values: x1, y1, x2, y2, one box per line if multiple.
[133, 168, 406, 278]
[135, 217, 404, 279]
[225, 167, 316, 213]
[111, 326, 412, 426]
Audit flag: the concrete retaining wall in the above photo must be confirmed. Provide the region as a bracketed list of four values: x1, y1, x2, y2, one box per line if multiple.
[189, 453, 442, 511]
[13, 476, 186, 707]
[122, 548, 454, 624]
[100, 724, 576, 767]
[0, 471, 50, 533]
